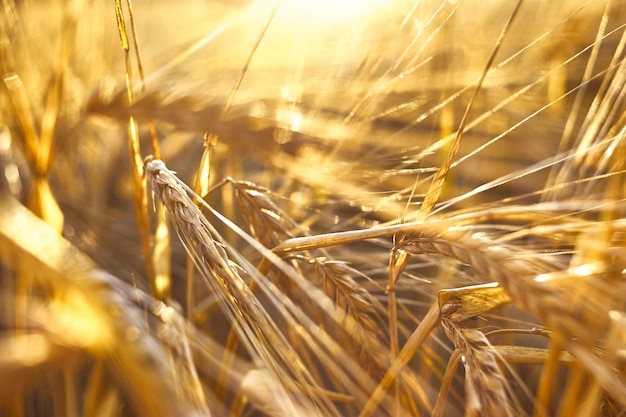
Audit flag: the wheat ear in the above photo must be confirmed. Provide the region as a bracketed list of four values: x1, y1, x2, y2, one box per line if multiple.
[145, 158, 387, 416]
[398, 228, 626, 407]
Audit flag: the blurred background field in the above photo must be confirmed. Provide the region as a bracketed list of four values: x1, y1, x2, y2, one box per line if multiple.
[1, 0, 626, 416]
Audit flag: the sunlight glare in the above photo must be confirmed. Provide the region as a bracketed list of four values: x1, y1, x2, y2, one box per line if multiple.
[282, 0, 383, 24]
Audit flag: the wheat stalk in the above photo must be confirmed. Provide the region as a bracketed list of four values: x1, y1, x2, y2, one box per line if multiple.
[437, 284, 517, 416]
[145, 158, 403, 416]
[230, 178, 300, 248]
[144, 158, 335, 413]
[310, 258, 389, 374]
[398, 227, 626, 408]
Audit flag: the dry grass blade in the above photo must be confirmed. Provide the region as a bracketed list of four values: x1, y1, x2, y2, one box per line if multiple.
[418, 0, 524, 218]
[114, 0, 171, 300]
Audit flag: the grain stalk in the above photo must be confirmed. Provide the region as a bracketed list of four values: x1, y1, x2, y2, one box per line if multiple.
[114, 0, 170, 300]
[145, 158, 354, 416]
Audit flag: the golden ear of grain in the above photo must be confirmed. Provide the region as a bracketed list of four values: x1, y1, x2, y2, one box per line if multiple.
[230, 179, 300, 248]
[400, 228, 626, 408]
[311, 258, 389, 374]
[441, 320, 515, 417]
[400, 229, 568, 334]
[439, 285, 516, 417]
[144, 159, 341, 416]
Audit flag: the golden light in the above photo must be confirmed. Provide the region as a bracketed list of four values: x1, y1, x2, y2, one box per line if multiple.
[1, 334, 51, 367]
[279, 0, 385, 25]
[42, 290, 114, 351]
